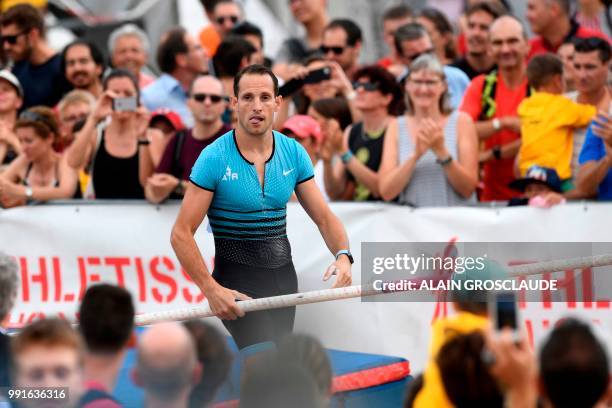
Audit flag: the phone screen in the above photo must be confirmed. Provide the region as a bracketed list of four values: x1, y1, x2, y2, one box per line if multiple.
[113, 97, 138, 112]
[304, 67, 331, 84]
[495, 292, 518, 330]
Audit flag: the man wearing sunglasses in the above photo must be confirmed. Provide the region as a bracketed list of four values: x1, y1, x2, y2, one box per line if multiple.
[142, 27, 209, 128]
[321, 18, 363, 79]
[1, 4, 70, 109]
[198, 0, 244, 58]
[144, 75, 230, 204]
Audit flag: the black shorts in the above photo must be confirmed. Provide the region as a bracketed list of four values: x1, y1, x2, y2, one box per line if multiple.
[212, 238, 298, 349]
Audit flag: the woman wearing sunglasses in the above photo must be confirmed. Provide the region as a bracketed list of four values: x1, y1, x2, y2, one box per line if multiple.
[321, 65, 404, 201]
[66, 69, 150, 199]
[379, 54, 478, 207]
[0, 107, 78, 207]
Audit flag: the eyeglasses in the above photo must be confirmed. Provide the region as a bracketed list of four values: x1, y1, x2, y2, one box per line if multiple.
[192, 93, 228, 103]
[320, 45, 345, 55]
[353, 82, 379, 92]
[216, 15, 239, 25]
[408, 79, 442, 88]
[1, 30, 27, 45]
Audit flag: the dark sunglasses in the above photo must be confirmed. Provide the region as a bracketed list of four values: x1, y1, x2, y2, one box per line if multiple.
[216, 15, 239, 25]
[320, 45, 345, 55]
[353, 82, 379, 92]
[192, 93, 228, 103]
[1, 30, 27, 45]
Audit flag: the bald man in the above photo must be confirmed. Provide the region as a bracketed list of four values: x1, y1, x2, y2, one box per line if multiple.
[144, 75, 232, 204]
[133, 323, 202, 408]
[459, 16, 530, 201]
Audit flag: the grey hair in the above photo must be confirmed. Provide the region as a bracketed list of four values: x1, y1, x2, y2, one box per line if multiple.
[405, 53, 452, 115]
[108, 24, 150, 56]
[0, 253, 18, 322]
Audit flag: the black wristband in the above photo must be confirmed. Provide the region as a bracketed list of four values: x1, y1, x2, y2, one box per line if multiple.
[137, 139, 150, 146]
[493, 145, 502, 160]
[436, 155, 453, 166]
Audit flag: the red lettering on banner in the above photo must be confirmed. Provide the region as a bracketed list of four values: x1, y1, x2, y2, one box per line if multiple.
[525, 319, 534, 347]
[29, 258, 50, 302]
[541, 272, 551, 309]
[52, 257, 62, 302]
[150, 257, 177, 303]
[134, 257, 147, 302]
[182, 268, 205, 303]
[77, 257, 102, 299]
[104, 257, 129, 287]
[582, 267, 592, 308]
[19, 257, 30, 301]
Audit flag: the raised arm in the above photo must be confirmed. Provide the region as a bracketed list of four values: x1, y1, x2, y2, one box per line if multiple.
[66, 91, 114, 169]
[378, 118, 422, 201]
[432, 113, 479, 198]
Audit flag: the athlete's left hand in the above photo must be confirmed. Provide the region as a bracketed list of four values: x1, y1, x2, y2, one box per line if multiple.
[323, 256, 352, 288]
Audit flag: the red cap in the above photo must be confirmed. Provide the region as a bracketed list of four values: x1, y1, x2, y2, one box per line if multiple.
[282, 115, 322, 145]
[149, 109, 186, 131]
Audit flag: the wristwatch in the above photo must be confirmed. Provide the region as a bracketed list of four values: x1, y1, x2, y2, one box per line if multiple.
[492, 118, 501, 131]
[436, 155, 453, 166]
[493, 145, 502, 160]
[137, 139, 150, 146]
[173, 180, 185, 196]
[25, 186, 33, 200]
[335, 249, 354, 264]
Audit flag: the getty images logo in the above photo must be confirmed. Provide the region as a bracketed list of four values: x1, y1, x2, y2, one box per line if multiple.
[222, 166, 238, 181]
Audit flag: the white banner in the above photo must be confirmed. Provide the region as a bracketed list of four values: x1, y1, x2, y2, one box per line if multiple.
[1, 202, 611, 371]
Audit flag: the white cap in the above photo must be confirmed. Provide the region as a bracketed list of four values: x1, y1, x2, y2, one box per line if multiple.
[0, 70, 23, 98]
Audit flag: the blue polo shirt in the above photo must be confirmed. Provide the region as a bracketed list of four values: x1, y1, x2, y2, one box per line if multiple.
[190, 130, 314, 240]
[141, 73, 194, 127]
[578, 122, 612, 200]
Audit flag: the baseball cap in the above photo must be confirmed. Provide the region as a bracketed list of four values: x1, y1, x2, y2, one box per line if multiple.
[509, 165, 562, 193]
[281, 115, 322, 145]
[149, 109, 185, 132]
[0, 70, 23, 98]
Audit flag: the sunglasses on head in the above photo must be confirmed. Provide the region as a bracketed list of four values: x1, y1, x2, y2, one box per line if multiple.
[1, 30, 27, 45]
[353, 82, 379, 92]
[216, 15, 239, 25]
[320, 45, 345, 55]
[192, 93, 228, 103]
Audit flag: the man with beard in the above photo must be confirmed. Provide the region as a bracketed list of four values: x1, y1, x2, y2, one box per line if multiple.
[0, 3, 70, 108]
[144, 75, 231, 203]
[62, 40, 105, 99]
[451, 2, 506, 79]
[460, 16, 530, 201]
[171, 64, 352, 350]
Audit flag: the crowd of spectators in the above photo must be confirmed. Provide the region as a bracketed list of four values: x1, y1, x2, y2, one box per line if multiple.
[0, 0, 609, 208]
[1, 252, 610, 407]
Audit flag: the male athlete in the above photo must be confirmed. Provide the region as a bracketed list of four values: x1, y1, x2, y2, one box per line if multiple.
[171, 64, 353, 349]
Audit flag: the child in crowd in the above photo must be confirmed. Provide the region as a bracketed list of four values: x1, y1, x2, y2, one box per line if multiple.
[517, 53, 597, 190]
[508, 165, 566, 207]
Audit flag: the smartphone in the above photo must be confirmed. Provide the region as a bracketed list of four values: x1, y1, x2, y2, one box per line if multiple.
[279, 77, 304, 98]
[112, 97, 138, 112]
[490, 291, 519, 335]
[303, 67, 332, 84]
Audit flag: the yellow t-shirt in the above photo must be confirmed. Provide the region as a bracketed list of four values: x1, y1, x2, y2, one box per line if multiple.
[518, 92, 596, 179]
[414, 311, 489, 408]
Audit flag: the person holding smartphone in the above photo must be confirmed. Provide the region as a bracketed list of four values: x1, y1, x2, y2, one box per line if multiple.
[66, 69, 151, 199]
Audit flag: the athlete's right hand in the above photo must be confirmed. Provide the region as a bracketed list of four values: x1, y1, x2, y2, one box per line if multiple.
[206, 283, 251, 320]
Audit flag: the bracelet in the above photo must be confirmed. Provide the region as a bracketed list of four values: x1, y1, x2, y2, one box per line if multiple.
[436, 155, 453, 166]
[137, 139, 150, 146]
[340, 150, 353, 164]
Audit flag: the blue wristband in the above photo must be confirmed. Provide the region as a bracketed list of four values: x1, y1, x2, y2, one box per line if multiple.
[341, 150, 353, 164]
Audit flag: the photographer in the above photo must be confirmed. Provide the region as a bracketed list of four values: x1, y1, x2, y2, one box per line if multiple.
[66, 69, 150, 199]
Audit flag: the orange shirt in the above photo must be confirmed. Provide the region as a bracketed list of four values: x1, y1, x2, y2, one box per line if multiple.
[460, 73, 529, 201]
[199, 25, 221, 57]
